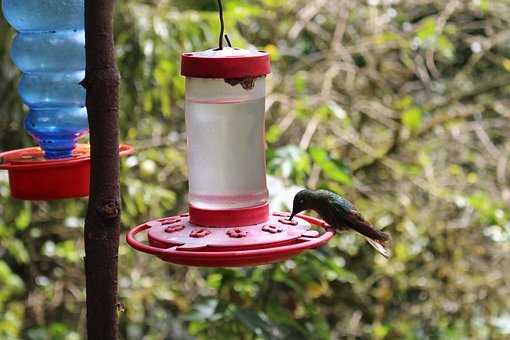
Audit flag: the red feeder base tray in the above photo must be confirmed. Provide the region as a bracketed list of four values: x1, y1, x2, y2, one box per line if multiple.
[0, 144, 133, 200]
[126, 211, 335, 267]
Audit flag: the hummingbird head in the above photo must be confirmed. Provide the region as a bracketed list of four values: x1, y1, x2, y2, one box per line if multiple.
[289, 189, 315, 220]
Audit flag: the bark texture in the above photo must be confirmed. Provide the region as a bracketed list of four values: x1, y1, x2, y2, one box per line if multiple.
[81, 0, 121, 339]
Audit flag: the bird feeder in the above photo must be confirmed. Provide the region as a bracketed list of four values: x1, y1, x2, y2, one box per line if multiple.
[126, 47, 334, 267]
[0, 0, 132, 200]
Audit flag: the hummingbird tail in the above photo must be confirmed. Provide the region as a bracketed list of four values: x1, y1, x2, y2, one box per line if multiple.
[344, 211, 391, 257]
[365, 237, 391, 258]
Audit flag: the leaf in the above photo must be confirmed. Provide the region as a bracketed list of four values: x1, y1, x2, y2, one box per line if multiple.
[6, 240, 29, 264]
[188, 321, 209, 336]
[235, 309, 271, 334]
[309, 147, 352, 185]
[502, 58, 510, 72]
[187, 299, 219, 321]
[264, 44, 281, 61]
[0, 261, 24, 292]
[394, 95, 413, 110]
[14, 202, 31, 230]
[402, 107, 422, 130]
[373, 323, 390, 339]
[266, 300, 308, 335]
[55, 241, 80, 263]
[477, 0, 490, 13]
[416, 17, 437, 45]
[327, 100, 347, 120]
[266, 125, 283, 144]
[268, 146, 310, 179]
[293, 72, 307, 94]
[373, 31, 402, 45]
[437, 35, 455, 60]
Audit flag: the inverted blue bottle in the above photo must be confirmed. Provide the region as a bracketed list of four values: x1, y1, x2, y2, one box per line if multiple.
[2, 0, 88, 159]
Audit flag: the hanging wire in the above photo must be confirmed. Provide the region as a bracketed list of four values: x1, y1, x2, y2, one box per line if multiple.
[224, 34, 232, 47]
[217, 0, 225, 49]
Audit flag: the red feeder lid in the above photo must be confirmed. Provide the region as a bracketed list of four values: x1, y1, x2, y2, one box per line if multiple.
[181, 47, 271, 78]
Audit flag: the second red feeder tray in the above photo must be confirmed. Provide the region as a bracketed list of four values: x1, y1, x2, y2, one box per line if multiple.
[0, 144, 133, 200]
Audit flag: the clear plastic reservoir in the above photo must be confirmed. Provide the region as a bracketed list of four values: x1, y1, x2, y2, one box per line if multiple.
[2, 0, 87, 159]
[185, 77, 268, 209]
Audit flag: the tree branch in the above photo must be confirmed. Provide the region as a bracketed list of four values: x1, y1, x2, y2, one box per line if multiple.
[82, 0, 121, 339]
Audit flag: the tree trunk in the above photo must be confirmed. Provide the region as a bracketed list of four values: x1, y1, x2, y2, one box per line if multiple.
[81, 0, 121, 339]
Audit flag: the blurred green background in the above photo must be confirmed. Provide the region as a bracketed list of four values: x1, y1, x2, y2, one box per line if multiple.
[1, 0, 510, 339]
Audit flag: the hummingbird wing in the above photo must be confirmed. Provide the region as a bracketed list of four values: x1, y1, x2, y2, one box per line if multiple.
[312, 191, 391, 257]
[342, 210, 389, 241]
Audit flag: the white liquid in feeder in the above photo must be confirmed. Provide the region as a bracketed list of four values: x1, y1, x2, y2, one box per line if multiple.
[185, 77, 268, 209]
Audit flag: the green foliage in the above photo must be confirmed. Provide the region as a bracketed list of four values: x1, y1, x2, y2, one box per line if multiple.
[1, 0, 510, 339]
[309, 147, 352, 186]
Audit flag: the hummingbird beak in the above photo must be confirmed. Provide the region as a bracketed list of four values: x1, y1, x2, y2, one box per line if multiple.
[288, 211, 296, 221]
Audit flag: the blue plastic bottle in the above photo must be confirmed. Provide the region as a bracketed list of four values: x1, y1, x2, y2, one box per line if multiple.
[2, 0, 88, 159]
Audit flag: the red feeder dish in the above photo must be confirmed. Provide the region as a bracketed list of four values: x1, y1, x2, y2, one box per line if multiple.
[126, 46, 335, 267]
[0, 144, 133, 200]
[127, 211, 335, 267]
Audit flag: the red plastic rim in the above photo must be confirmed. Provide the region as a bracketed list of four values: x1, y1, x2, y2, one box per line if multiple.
[126, 212, 335, 267]
[0, 144, 134, 200]
[181, 48, 271, 79]
[0, 144, 91, 170]
[189, 203, 269, 227]
[0, 144, 133, 170]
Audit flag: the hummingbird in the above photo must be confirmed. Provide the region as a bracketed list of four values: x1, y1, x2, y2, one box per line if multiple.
[289, 189, 391, 258]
